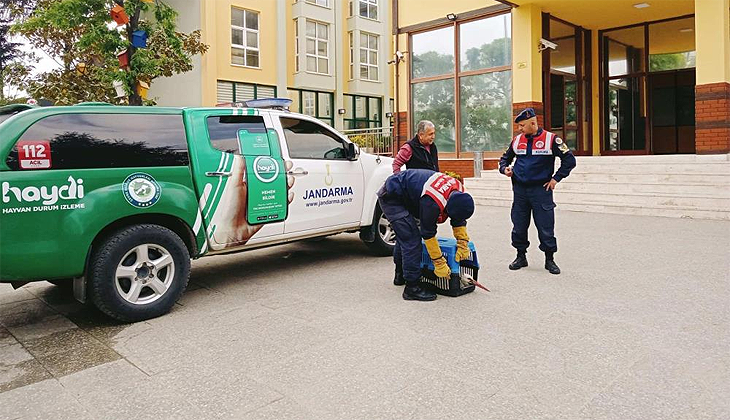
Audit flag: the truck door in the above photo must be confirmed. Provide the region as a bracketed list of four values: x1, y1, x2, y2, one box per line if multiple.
[184, 109, 287, 251]
[273, 116, 364, 235]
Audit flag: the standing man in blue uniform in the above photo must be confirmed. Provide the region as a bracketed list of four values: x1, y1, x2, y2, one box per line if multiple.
[499, 108, 576, 274]
[377, 169, 475, 301]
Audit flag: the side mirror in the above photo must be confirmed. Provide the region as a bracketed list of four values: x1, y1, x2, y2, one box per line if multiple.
[347, 142, 359, 160]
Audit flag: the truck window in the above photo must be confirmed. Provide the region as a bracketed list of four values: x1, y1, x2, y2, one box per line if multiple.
[206, 115, 266, 154]
[280, 117, 347, 160]
[5, 113, 188, 170]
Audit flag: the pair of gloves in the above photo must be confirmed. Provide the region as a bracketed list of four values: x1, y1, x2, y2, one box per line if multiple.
[424, 226, 470, 278]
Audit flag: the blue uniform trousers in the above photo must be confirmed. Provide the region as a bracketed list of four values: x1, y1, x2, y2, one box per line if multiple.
[377, 187, 422, 286]
[511, 183, 557, 253]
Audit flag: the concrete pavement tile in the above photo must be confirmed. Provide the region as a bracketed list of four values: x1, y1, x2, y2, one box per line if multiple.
[35, 343, 120, 377]
[273, 301, 344, 322]
[0, 287, 36, 306]
[153, 368, 282, 420]
[22, 328, 102, 358]
[0, 327, 16, 348]
[512, 369, 601, 417]
[0, 344, 33, 366]
[239, 397, 317, 420]
[59, 359, 148, 392]
[0, 378, 67, 419]
[108, 329, 201, 376]
[523, 310, 602, 349]
[0, 359, 52, 393]
[6, 315, 77, 342]
[0, 300, 57, 329]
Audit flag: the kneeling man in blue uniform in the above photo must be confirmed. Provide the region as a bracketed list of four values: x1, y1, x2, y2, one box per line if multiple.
[377, 169, 475, 301]
[499, 108, 576, 274]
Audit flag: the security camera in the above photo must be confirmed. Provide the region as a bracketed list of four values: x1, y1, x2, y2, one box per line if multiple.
[388, 50, 408, 64]
[538, 38, 557, 52]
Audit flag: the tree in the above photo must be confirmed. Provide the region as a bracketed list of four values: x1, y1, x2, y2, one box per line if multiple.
[12, 0, 208, 105]
[0, 0, 37, 104]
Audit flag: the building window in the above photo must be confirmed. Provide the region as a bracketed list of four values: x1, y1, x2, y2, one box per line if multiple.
[295, 21, 299, 72]
[306, 20, 329, 74]
[305, 0, 328, 6]
[359, 32, 379, 81]
[349, 32, 354, 79]
[287, 88, 334, 127]
[343, 94, 382, 129]
[217, 81, 276, 104]
[231, 8, 259, 67]
[352, 0, 377, 20]
[410, 12, 512, 154]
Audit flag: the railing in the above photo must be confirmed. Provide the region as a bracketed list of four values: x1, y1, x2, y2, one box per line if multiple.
[342, 126, 394, 156]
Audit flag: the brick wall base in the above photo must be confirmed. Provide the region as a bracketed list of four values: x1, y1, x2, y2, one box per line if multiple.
[440, 158, 500, 179]
[512, 101, 544, 136]
[395, 111, 409, 151]
[696, 82, 730, 154]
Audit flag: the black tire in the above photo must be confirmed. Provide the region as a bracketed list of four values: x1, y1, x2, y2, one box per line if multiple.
[364, 204, 395, 257]
[89, 224, 190, 323]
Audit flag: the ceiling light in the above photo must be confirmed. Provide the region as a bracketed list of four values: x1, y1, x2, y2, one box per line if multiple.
[633, 3, 650, 8]
[679, 28, 693, 33]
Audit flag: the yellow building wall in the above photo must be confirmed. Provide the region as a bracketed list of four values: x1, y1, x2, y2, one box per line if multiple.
[397, 0, 501, 28]
[695, 0, 730, 85]
[511, 4, 542, 103]
[201, 0, 279, 106]
[287, 4, 295, 88]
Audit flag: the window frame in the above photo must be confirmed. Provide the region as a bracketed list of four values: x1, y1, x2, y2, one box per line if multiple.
[343, 94, 382, 129]
[305, 20, 329, 75]
[305, 0, 329, 7]
[231, 7, 260, 68]
[216, 81, 277, 105]
[358, 0, 378, 20]
[408, 11, 513, 158]
[287, 88, 335, 127]
[359, 32, 379, 81]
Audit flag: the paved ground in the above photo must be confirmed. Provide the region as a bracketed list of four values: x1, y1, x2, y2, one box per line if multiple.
[1, 206, 729, 420]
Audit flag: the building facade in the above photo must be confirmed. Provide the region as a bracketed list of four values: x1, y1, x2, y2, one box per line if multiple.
[393, 0, 730, 176]
[150, 0, 395, 132]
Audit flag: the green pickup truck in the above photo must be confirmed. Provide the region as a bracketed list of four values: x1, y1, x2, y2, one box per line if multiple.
[0, 101, 395, 321]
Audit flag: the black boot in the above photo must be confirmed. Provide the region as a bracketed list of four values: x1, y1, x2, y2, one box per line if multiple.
[545, 252, 560, 275]
[509, 251, 528, 270]
[393, 268, 405, 286]
[403, 284, 437, 301]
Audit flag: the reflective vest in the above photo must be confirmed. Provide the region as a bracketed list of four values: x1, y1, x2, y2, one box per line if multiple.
[421, 172, 464, 223]
[512, 131, 554, 156]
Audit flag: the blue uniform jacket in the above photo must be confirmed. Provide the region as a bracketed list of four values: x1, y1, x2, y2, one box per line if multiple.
[499, 128, 577, 186]
[383, 169, 466, 239]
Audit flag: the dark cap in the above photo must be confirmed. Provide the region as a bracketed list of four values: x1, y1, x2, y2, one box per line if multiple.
[445, 191, 475, 221]
[514, 107, 537, 123]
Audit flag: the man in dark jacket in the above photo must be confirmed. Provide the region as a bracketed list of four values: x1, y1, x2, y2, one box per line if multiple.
[499, 108, 576, 275]
[377, 169, 474, 301]
[392, 120, 439, 173]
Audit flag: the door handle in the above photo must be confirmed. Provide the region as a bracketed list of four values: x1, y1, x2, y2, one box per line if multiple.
[205, 171, 232, 177]
[286, 168, 309, 176]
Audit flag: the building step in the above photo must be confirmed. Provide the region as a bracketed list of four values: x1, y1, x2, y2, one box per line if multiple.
[473, 196, 730, 221]
[574, 154, 730, 164]
[468, 188, 730, 210]
[465, 180, 730, 197]
[475, 170, 730, 185]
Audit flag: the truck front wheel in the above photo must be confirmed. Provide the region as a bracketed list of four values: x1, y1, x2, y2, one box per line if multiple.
[364, 205, 395, 256]
[89, 224, 190, 322]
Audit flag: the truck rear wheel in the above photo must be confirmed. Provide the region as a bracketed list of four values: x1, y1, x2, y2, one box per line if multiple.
[89, 224, 190, 322]
[364, 205, 395, 256]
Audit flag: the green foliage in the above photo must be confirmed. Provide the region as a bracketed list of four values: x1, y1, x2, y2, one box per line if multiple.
[649, 53, 690, 72]
[12, 0, 208, 105]
[444, 170, 462, 182]
[411, 36, 512, 153]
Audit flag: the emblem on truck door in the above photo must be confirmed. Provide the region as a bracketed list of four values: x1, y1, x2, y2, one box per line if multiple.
[123, 173, 161, 208]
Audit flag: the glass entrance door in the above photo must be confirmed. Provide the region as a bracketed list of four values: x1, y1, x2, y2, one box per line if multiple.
[649, 69, 696, 154]
[549, 73, 579, 150]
